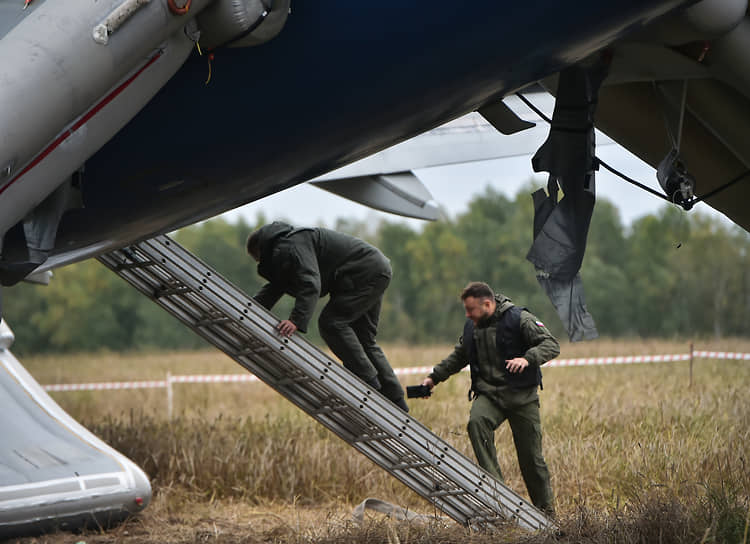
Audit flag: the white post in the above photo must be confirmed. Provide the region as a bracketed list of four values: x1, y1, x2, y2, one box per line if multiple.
[166, 371, 173, 419]
[689, 342, 694, 389]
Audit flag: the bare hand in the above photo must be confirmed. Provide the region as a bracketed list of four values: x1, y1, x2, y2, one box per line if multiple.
[276, 319, 298, 337]
[422, 377, 435, 390]
[505, 357, 529, 373]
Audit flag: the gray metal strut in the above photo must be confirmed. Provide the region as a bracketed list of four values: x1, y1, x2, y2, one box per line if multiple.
[97, 235, 555, 532]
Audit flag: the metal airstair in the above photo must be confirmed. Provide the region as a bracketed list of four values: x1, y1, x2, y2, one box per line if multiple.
[97, 234, 554, 532]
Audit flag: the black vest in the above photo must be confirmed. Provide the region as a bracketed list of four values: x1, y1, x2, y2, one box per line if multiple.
[463, 305, 542, 394]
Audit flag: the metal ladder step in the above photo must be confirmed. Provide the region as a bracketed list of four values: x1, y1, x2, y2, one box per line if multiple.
[97, 234, 555, 532]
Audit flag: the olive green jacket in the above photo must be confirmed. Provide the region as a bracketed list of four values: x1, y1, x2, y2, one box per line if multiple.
[252, 222, 390, 332]
[430, 295, 560, 399]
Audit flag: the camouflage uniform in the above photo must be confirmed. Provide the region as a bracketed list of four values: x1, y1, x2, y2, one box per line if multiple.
[252, 222, 407, 410]
[429, 294, 559, 513]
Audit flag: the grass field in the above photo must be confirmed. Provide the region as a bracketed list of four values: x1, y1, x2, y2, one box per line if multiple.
[19, 338, 750, 543]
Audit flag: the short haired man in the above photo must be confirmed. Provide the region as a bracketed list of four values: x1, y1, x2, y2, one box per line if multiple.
[421, 281, 559, 515]
[247, 221, 408, 412]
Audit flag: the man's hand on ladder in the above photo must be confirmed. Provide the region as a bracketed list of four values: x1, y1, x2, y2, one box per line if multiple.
[276, 319, 298, 337]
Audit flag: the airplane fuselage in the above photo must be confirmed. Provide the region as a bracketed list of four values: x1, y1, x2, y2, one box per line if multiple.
[2, 0, 688, 273]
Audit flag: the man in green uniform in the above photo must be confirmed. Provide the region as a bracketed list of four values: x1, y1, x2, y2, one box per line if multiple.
[247, 221, 409, 412]
[421, 281, 559, 515]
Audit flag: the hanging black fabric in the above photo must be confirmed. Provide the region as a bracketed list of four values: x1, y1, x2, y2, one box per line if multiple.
[526, 64, 604, 341]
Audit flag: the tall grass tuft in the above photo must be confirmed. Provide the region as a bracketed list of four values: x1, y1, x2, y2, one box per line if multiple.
[90, 411, 420, 506]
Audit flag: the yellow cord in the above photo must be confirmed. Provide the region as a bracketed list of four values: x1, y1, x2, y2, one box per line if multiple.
[196, 42, 212, 85]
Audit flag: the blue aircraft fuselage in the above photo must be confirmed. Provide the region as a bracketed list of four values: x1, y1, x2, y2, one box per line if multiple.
[53, 0, 686, 258]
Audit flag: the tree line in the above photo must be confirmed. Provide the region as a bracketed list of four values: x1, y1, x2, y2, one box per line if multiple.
[4, 185, 750, 355]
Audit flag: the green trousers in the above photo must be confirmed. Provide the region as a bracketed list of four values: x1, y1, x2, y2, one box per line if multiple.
[467, 393, 555, 514]
[317, 269, 405, 407]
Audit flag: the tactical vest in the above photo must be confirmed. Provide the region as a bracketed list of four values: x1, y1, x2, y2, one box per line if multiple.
[463, 305, 542, 396]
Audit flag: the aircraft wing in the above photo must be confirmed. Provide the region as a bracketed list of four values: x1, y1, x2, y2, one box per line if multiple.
[307, 98, 617, 220]
[307, 105, 549, 221]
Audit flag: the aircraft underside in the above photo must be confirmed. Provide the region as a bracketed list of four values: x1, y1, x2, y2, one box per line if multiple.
[1, 0, 710, 282]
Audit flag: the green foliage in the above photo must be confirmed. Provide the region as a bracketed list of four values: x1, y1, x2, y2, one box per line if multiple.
[4, 186, 750, 353]
[376, 222, 420, 341]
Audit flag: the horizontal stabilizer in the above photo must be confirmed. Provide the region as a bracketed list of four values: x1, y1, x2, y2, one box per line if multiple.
[311, 171, 440, 220]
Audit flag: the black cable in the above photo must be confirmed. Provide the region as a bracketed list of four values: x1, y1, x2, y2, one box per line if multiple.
[515, 92, 551, 124]
[596, 158, 671, 202]
[516, 92, 750, 207]
[692, 170, 750, 204]
[517, 91, 668, 201]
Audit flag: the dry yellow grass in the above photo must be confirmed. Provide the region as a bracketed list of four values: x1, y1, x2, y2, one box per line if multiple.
[18, 339, 750, 543]
[23, 337, 750, 422]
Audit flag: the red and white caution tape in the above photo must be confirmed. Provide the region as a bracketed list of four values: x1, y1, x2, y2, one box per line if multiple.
[41, 351, 750, 393]
[546, 353, 692, 367]
[169, 374, 259, 384]
[44, 380, 167, 392]
[693, 350, 750, 360]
